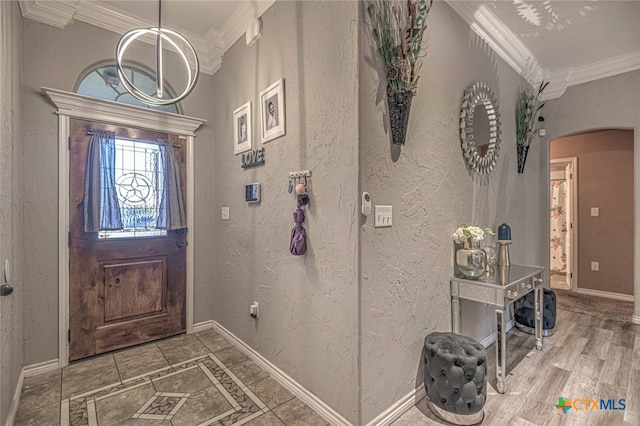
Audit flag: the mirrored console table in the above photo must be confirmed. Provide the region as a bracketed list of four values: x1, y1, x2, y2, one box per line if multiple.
[450, 264, 545, 394]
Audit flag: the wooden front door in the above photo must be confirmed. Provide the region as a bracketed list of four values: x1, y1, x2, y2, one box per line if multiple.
[69, 118, 186, 361]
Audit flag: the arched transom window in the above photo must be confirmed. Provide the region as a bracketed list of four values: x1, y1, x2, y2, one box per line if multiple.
[76, 65, 180, 114]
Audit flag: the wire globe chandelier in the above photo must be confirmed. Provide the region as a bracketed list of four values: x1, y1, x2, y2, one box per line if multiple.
[115, 0, 199, 106]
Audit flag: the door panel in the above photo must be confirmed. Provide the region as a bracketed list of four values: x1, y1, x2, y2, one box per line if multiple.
[103, 258, 166, 322]
[69, 118, 186, 361]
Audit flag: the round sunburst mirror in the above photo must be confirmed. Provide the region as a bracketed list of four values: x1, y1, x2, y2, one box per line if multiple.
[459, 81, 501, 176]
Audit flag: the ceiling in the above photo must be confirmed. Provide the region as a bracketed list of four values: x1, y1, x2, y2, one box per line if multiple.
[446, 0, 640, 98]
[20, 1, 640, 98]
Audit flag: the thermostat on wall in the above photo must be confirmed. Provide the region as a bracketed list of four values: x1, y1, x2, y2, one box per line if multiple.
[245, 183, 261, 203]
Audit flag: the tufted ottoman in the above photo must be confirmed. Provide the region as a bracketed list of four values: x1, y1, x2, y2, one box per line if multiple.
[514, 288, 556, 336]
[423, 332, 486, 425]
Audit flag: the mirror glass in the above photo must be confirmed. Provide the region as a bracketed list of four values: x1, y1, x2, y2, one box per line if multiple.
[459, 81, 501, 176]
[473, 103, 490, 157]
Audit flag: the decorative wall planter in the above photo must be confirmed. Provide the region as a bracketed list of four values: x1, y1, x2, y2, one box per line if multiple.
[517, 144, 529, 174]
[387, 88, 414, 145]
[367, 0, 433, 147]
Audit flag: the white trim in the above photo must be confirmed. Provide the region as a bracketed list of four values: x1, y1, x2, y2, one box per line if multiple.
[185, 134, 195, 334]
[220, 0, 276, 52]
[42, 88, 204, 136]
[633, 315, 640, 325]
[19, 1, 277, 76]
[543, 50, 640, 100]
[550, 157, 578, 290]
[365, 384, 426, 426]
[192, 320, 214, 334]
[572, 288, 635, 302]
[18, 0, 75, 28]
[212, 321, 351, 426]
[479, 319, 515, 348]
[45, 88, 205, 367]
[4, 369, 24, 426]
[23, 359, 60, 378]
[445, 1, 541, 86]
[445, 1, 640, 101]
[58, 114, 70, 368]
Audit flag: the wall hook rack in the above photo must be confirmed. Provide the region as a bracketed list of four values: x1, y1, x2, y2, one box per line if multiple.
[289, 170, 311, 179]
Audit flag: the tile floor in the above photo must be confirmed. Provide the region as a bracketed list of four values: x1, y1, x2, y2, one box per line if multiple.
[14, 329, 328, 426]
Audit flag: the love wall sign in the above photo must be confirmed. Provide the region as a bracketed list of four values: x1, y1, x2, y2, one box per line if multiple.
[241, 148, 265, 169]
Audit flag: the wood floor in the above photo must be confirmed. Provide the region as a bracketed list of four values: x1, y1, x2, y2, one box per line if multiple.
[394, 293, 640, 426]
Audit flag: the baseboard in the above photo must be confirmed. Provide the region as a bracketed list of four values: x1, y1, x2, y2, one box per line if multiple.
[633, 315, 640, 325]
[192, 320, 214, 334]
[4, 369, 24, 426]
[365, 384, 426, 426]
[211, 321, 352, 426]
[573, 288, 634, 302]
[480, 319, 515, 348]
[23, 359, 60, 378]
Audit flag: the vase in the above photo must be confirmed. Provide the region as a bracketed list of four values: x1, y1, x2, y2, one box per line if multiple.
[387, 87, 413, 145]
[517, 144, 529, 174]
[454, 241, 487, 279]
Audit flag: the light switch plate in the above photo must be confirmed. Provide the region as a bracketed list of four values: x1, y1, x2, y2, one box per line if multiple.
[221, 207, 230, 220]
[591, 207, 599, 217]
[591, 261, 599, 271]
[374, 205, 392, 228]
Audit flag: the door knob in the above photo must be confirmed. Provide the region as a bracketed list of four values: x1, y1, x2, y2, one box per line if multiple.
[0, 284, 13, 297]
[176, 242, 186, 248]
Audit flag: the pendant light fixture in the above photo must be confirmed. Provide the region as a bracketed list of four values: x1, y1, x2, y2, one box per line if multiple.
[116, 0, 199, 106]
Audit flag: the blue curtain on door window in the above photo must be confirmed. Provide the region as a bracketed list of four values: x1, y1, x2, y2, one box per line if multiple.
[84, 129, 123, 232]
[156, 142, 186, 230]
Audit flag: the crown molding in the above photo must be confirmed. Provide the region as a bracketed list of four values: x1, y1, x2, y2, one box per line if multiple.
[445, 1, 541, 85]
[18, 0, 79, 29]
[220, 0, 276, 51]
[20, 0, 277, 75]
[542, 50, 640, 100]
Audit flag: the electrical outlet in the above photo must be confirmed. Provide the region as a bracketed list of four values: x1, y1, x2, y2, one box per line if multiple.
[590, 207, 599, 217]
[221, 207, 230, 220]
[591, 262, 599, 271]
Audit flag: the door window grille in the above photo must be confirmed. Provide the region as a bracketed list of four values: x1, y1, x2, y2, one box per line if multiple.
[99, 139, 167, 239]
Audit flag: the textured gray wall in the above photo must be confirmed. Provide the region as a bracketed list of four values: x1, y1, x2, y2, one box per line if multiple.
[0, 2, 24, 423]
[544, 71, 640, 318]
[358, 2, 542, 422]
[21, 19, 215, 364]
[211, 2, 360, 423]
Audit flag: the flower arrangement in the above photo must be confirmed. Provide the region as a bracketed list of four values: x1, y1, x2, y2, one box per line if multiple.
[516, 81, 549, 148]
[367, 0, 433, 145]
[516, 80, 548, 173]
[366, 0, 433, 95]
[453, 225, 495, 247]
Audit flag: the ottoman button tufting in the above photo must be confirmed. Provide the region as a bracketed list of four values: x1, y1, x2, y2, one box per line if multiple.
[424, 332, 486, 425]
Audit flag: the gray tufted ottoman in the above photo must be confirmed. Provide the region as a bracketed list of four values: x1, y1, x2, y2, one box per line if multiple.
[514, 288, 556, 336]
[424, 332, 486, 425]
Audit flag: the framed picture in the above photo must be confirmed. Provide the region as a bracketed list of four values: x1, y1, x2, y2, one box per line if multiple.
[259, 78, 286, 143]
[233, 101, 252, 155]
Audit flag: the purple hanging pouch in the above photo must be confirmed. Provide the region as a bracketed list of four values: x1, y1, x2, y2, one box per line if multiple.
[290, 207, 307, 255]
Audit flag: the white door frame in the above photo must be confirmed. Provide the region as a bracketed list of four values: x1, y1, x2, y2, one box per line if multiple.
[43, 88, 205, 368]
[550, 157, 578, 290]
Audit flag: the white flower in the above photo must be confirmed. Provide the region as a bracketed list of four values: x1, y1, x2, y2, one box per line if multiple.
[453, 225, 493, 245]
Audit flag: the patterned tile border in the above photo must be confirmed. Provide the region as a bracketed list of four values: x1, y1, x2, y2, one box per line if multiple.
[63, 354, 270, 426]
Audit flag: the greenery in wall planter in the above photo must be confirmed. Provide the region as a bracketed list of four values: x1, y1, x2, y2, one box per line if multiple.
[367, 0, 433, 145]
[516, 80, 548, 173]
